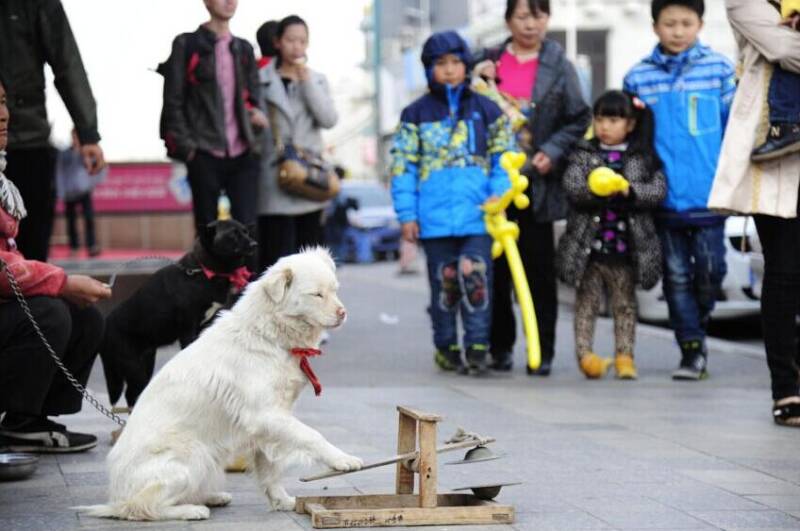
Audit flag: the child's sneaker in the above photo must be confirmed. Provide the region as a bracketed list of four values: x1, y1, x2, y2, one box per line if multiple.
[614, 353, 638, 380]
[751, 123, 800, 162]
[434, 345, 463, 372]
[460, 344, 489, 376]
[672, 340, 708, 381]
[578, 352, 612, 379]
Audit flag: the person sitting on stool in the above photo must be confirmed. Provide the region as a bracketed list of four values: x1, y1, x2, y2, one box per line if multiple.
[0, 75, 112, 453]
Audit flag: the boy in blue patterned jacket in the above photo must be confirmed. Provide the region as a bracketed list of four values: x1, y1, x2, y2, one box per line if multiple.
[391, 31, 513, 376]
[624, 0, 736, 381]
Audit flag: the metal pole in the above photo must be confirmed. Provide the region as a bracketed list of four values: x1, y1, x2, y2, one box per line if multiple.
[373, 0, 384, 180]
[565, 0, 578, 63]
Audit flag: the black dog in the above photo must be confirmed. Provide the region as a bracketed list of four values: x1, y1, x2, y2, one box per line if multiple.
[100, 219, 258, 408]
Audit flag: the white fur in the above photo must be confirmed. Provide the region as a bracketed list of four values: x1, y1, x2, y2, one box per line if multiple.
[75, 248, 362, 521]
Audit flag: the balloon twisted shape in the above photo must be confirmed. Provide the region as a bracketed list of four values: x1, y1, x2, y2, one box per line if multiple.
[483, 152, 541, 369]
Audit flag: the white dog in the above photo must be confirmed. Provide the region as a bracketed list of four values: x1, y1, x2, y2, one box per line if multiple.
[77, 248, 363, 521]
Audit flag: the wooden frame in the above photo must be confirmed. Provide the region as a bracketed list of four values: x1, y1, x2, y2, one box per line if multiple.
[295, 406, 514, 528]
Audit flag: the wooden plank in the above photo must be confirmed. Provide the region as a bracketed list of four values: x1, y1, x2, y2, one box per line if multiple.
[396, 406, 443, 422]
[298, 494, 420, 510]
[395, 413, 416, 495]
[297, 493, 490, 511]
[306, 504, 514, 528]
[418, 420, 437, 508]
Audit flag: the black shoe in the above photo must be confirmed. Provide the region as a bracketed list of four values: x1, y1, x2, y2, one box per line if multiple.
[434, 345, 464, 372]
[751, 123, 800, 162]
[672, 340, 708, 381]
[460, 344, 489, 376]
[527, 359, 552, 376]
[0, 416, 97, 454]
[489, 351, 513, 372]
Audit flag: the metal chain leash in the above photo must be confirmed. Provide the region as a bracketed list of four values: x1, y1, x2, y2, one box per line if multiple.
[105, 255, 177, 288]
[1, 255, 176, 428]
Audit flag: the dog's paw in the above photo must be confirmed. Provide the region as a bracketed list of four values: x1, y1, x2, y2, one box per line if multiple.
[328, 452, 363, 472]
[172, 504, 211, 520]
[270, 495, 296, 511]
[204, 492, 233, 507]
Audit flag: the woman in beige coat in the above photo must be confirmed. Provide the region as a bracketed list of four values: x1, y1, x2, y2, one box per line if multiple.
[708, 0, 800, 427]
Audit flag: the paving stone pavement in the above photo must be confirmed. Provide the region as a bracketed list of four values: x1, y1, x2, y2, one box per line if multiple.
[1, 261, 798, 530]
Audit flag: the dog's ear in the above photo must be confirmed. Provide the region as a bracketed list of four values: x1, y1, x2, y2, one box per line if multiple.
[263, 266, 293, 303]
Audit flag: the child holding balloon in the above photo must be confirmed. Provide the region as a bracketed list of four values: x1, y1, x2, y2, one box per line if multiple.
[556, 90, 666, 380]
[390, 31, 514, 376]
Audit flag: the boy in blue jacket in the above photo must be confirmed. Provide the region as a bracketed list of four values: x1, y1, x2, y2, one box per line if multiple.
[391, 31, 513, 375]
[624, 0, 736, 380]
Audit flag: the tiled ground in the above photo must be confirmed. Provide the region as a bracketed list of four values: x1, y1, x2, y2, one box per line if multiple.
[2, 261, 797, 530]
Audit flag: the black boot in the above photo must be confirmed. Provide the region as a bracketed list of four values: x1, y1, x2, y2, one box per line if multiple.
[526, 358, 552, 377]
[489, 350, 513, 372]
[751, 123, 800, 162]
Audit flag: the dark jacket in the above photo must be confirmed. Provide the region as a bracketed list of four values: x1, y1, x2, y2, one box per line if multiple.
[0, 0, 100, 149]
[160, 26, 261, 162]
[478, 39, 591, 223]
[556, 139, 666, 290]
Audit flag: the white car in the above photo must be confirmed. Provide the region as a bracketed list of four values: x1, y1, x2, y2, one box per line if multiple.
[555, 216, 762, 322]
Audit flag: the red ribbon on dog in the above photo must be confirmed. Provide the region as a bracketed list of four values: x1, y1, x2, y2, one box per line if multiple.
[200, 265, 252, 292]
[290, 348, 323, 396]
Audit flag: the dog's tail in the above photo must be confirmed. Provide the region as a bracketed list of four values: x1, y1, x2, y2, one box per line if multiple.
[73, 484, 165, 521]
[72, 503, 124, 519]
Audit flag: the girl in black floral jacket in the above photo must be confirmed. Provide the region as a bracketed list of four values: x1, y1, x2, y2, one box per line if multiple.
[556, 91, 666, 381]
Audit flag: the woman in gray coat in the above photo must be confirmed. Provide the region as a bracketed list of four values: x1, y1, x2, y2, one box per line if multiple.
[257, 15, 338, 271]
[474, 0, 592, 375]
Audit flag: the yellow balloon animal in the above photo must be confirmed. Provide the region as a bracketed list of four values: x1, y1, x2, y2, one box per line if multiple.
[587, 167, 629, 197]
[483, 152, 541, 370]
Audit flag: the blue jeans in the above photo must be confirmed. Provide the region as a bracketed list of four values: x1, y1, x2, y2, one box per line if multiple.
[422, 235, 493, 350]
[769, 65, 800, 123]
[657, 224, 727, 345]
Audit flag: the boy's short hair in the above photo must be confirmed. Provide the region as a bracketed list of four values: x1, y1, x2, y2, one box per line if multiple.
[651, 0, 704, 21]
[504, 0, 551, 20]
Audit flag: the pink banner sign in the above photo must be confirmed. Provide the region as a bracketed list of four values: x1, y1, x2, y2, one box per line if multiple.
[57, 163, 193, 214]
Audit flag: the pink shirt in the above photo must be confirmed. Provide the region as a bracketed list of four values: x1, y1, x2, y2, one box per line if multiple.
[496, 50, 539, 103]
[212, 32, 247, 158]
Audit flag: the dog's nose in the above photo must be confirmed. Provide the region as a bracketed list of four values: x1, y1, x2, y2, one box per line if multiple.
[336, 307, 347, 320]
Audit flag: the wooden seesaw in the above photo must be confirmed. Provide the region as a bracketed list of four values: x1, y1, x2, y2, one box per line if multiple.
[295, 405, 515, 528]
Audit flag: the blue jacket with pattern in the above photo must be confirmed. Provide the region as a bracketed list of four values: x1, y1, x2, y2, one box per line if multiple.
[623, 42, 736, 225]
[390, 83, 513, 239]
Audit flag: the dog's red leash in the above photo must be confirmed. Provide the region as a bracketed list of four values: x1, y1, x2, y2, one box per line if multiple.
[291, 348, 323, 396]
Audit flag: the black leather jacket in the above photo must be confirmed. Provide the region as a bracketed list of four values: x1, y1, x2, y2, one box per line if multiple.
[0, 0, 100, 149]
[160, 25, 261, 162]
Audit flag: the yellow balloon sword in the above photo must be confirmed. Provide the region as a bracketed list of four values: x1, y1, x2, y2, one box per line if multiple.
[482, 152, 541, 370]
